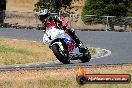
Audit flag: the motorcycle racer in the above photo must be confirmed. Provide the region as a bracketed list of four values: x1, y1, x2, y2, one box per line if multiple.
[40, 9, 91, 63]
[38, 9, 83, 48]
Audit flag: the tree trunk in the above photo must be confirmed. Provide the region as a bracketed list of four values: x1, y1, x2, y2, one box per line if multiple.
[0, 0, 6, 24]
[0, 11, 5, 23]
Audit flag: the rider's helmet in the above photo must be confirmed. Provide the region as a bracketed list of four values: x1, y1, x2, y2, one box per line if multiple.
[38, 9, 50, 22]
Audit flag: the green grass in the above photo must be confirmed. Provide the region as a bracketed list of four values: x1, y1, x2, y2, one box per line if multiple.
[0, 38, 56, 65]
[0, 45, 36, 65]
[89, 47, 96, 56]
[0, 38, 97, 65]
[0, 79, 75, 88]
[0, 78, 131, 88]
[0, 45, 96, 65]
[0, 64, 131, 88]
[0, 45, 33, 55]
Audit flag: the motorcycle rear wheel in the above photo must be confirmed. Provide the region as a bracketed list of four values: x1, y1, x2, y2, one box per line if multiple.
[51, 44, 70, 64]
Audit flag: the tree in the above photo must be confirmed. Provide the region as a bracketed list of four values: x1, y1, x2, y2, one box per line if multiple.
[0, 0, 6, 23]
[82, 0, 132, 30]
[82, 0, 132, 17]
[127, 2, 132, 16]
[34, 0, 72, 13]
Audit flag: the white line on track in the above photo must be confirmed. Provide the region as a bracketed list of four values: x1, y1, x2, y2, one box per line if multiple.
[102, 49, 111, 57]
[15, 66, 20, 67]
[36, 64, 40, 66]
[25, 65, 29, 67]
[91, 48, 111, 59]
[45, 62, 50, 64]
[1, 37, 38, 42]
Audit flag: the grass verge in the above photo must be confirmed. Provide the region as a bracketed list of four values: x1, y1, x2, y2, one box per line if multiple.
[0, 38, 55, 65]
[0, 38, 96, 65]
[7, 0, 38, 12]
[89, 47, 96, 56]
[0, 65, 131, 88]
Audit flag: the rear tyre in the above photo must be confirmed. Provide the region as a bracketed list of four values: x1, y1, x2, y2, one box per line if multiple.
[80, 49, 91, 63]
[51, 44, 70, 64]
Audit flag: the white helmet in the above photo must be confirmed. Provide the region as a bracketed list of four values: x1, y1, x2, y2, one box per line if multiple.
[38, 9, 50, 22]
[39, 9, 49, 15]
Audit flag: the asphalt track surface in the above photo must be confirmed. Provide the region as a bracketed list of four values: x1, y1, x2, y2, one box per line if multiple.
[0, 28, 132, 67]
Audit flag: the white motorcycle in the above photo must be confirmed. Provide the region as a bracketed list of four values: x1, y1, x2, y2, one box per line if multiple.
[43, 26, 91, 64]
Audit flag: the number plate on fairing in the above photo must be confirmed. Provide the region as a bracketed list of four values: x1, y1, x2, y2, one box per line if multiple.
[62, 38, 74, 52]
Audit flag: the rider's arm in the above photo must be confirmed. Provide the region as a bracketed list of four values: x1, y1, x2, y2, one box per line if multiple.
[54, 16, 68, 30]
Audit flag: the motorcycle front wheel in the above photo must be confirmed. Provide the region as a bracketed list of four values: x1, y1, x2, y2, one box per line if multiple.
[51, 44, 70, 64]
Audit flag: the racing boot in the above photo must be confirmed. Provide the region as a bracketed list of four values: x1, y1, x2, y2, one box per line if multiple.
[74, 37, 87, 53]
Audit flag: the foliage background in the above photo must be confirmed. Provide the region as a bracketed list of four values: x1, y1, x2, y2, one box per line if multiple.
[81, 0, 132, 29]
[34, 0, 72, 13]
[82, 0, 132, 17]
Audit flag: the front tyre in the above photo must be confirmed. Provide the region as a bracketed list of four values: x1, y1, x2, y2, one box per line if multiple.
[51, 44, 70, 64]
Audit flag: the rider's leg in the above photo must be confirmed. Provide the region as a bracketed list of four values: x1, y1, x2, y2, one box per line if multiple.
[67, 28, 82, 46]
[67, 29, 88, 53]
[66, 28, 88, 53]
